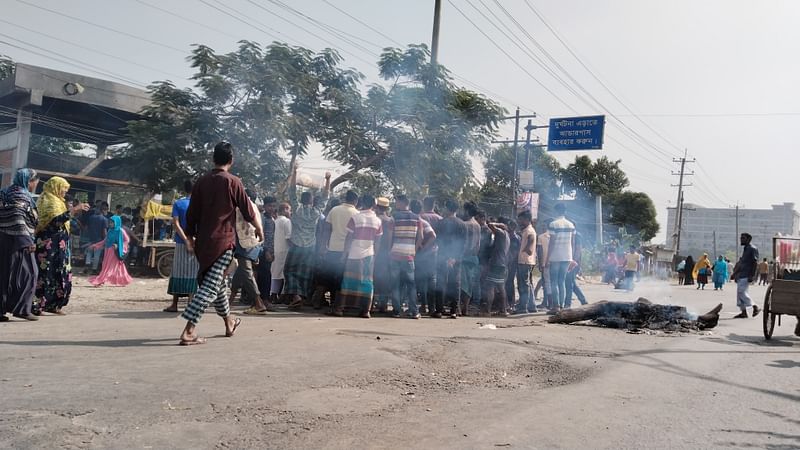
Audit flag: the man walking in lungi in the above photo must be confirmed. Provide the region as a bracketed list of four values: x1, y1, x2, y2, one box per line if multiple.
[178, 142, 262, 345]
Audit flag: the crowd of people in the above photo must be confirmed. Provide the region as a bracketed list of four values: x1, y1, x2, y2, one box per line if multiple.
[2, 143, 798, 339]
[156, 142, 589, 344]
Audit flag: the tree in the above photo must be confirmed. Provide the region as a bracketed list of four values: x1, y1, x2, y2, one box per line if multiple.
[607, 191, 660, 243]
[561, 155, 629, 201]
[29, 135, 83, 156]
[123, 41, 362, 195]
[320, 44, 505, 199]
[0, 55, 12, 80]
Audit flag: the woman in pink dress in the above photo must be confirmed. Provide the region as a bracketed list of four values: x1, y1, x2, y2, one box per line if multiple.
[89, 215, 132, 287]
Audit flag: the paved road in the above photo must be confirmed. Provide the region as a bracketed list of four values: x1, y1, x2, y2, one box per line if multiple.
[1, 278, 797, 449]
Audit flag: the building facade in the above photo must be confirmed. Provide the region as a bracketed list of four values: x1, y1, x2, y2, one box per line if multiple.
[666, 203, 800, 258]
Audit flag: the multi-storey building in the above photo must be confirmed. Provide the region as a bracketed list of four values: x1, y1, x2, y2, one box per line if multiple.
[666, 203, 800, 257]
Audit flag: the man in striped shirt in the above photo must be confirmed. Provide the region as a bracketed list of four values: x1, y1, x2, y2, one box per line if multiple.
[389, 194, 424, 319]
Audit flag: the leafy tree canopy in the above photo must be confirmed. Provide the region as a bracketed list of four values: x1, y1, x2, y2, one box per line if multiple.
[607, 190, 660, 242]
[561, 155, 629, 201]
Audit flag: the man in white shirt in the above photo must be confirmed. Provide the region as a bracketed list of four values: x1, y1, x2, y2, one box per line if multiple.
[515, 210, 537, 314]
[270, 203, 292, 302]
[318, 190, 359, 309]
[545, 203, 575, 311]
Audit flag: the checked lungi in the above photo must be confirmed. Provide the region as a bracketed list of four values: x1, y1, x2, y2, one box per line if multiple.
[283, 245, 315, 299]
[181, 250, 233, 325]
[168, 243, 199, 296]
[335, 255, 375, 314]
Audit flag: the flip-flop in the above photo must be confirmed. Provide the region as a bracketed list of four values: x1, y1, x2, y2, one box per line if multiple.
[225, 317, 242, 337]
[179, 336, 207, 346]
[242, 307, 267, 315]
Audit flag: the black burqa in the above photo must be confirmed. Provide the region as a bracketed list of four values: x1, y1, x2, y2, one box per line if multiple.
[683, 255, 695, 285]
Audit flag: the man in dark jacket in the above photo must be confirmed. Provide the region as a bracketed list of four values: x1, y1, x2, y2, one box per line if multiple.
[732, 233, 760, 319]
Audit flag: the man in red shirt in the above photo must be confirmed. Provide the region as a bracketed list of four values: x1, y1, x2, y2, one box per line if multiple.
[178, 142, 263, 345]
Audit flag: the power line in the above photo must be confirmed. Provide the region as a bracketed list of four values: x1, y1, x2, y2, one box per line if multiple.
[0, 18, 185, 80]
[523, 0, 685, 154]
[131, 0, 242, 41]
[14, 0, 186, 54]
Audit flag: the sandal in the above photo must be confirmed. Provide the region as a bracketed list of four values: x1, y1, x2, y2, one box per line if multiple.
[225, 317, 242, 337]
[179, 336, 207, 346]
[243, 307, 267, 315]
[162, 306, 179, 313]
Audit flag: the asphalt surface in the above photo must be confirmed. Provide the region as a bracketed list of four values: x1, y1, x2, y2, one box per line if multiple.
[0, 277, 798, 449]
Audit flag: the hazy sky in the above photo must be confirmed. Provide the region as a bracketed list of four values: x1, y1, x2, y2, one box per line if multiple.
[3, 0, 800, 243]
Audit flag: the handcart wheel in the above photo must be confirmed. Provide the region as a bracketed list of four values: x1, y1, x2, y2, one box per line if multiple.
[763, 285, 776, 340]
[157, 250, 174, 279]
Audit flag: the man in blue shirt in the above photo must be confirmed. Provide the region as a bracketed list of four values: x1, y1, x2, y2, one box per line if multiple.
[83, 204, 109, 274]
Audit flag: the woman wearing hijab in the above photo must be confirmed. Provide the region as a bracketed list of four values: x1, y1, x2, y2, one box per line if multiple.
[693, 253, 712, 290]
[683, 255, 695, 285]
[712, 255, 729, 291]
[88, 215, 132, 287]
[0, 168, 40, 321]
[34, 177, 88, 315]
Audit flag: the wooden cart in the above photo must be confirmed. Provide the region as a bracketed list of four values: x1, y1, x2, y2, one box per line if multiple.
[762, 236, 800, 339]
[138, 200, 175, 279]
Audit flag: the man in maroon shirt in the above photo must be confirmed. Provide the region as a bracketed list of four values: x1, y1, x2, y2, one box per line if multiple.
[178, 142, 263, 345]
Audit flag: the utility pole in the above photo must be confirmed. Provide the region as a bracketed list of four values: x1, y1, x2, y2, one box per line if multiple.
[731, 202, 744, 260]
[713, 230, 717, 258]
[430, 0, 442, 66]
[490, 109, 537, 218]
[674, 192, 695, 259]
[671, 149, 695, 256]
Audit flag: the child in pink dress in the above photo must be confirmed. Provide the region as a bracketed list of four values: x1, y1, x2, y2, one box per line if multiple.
[89, 215, 132, 287]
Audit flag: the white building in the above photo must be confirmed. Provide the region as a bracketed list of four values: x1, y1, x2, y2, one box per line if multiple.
[666, 203, 800, 258]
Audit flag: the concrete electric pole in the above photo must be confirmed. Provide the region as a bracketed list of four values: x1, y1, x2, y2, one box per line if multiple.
[671, 149, 695, 257]
[430, 0, 442, 66]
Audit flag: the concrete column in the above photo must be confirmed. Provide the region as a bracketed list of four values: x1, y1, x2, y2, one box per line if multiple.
[12, 106, 32, 173]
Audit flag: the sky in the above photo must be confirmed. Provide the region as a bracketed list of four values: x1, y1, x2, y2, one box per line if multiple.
[3, 0, 800, 244]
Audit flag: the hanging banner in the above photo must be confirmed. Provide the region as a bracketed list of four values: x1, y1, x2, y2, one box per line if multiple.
[548, 115, 605, 151]
[518, 169, 534, 190]
[516, 192, 540, 219]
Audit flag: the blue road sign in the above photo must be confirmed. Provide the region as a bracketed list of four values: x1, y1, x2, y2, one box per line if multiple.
[548, 115, 605, 151]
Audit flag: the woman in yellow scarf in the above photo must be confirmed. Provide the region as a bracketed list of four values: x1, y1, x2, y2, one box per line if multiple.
[692, 253, 712, 290]
[33, 177, 88, 315]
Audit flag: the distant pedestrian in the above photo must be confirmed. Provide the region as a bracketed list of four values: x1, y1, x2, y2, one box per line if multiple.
[693, 254, 712, 290]
[757, 258, 769, 285]
[732, 233, 760, 319]
[712, 255, 728, 291]
[676, 258, 686, 285]
[623, 246, 640, 292]
[178, 142, 262, 345]
[683, 255, 695, 285]
[88, 215, 132, 287]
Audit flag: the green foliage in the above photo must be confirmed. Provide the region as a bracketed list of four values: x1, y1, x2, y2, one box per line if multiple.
[561, 155, 629, 201]
[123, 41, 362, 195]
[607, 191, 660, 243]
[0, 55, 13, 80]
[29, 135, 83, 156]
[322, 44, 505, 198]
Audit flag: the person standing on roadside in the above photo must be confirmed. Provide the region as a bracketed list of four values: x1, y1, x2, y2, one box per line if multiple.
[515, 210, 537, 314]
[480, 220, 510, 317]
[178, 142, 262, 345]
[545, 203, 576, 311]
[0, 168, 41, 322]
[165, 179, 198, 313]
[417, 197, 442, 315]
[372, 197, 394, 314]
[757, 258, 769, 285]
[270, 203, 292, 303]
[389, 194, 423, 319]
[732, 233, 760, 319]
[332, 195, 383, 318]
[319, 191, 359, 311]
[623, 246, 641, 292]
[256, 196, 277, 310]
[433, 199, 467, 318]
[232, 189, 268, 314]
